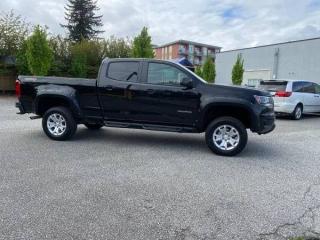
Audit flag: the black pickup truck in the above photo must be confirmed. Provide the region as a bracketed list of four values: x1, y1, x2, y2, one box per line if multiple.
[16, 58, 275, 156]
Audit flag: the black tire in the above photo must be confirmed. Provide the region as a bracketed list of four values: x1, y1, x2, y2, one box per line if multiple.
[292, 104, 303, 120]
[205, 117, 248, 156]
[42, 106, 77, 141]
[84, 123, 103, 130]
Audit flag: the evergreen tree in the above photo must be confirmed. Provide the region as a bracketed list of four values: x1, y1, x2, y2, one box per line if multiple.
[132, 27, 154, 58]
[232, 54, 244, 85]
[25, 25, 53, 75]
[202, 58, 216, 83]
[195, 65, 202, 78]
[61, 0, 104, 42]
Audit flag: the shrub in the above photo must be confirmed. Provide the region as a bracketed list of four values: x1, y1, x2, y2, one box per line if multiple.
[202, 58, 216, 83]
[26, 25, 53, 75]
[232, 54, 244, 85]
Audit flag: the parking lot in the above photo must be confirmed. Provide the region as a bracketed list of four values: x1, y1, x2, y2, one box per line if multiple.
[1, 96, 320, 240]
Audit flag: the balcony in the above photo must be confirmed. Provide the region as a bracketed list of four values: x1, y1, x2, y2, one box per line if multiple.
[178, 48, 188, 55]
[194, 50, 202, 56]
[207, 52, 215, 58]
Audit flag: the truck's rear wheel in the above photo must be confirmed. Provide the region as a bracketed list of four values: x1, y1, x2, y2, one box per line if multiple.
[205, 117, 248, 156]
[42, 107, 77, 141]
[84, 123, 103, 130]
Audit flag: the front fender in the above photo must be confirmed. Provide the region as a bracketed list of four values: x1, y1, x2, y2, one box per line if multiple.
[199, 97, 256, 129]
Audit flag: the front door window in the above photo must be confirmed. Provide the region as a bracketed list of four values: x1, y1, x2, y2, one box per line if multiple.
[147, 63, 188, 86]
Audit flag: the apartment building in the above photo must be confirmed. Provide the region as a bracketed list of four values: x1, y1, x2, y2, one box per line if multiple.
[153, 40, 221, 66]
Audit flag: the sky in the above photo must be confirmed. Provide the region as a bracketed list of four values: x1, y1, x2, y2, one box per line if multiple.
[1, 0, 320, 51]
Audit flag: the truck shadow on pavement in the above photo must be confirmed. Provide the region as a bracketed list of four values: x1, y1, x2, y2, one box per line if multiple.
[65, 127, 283, 160]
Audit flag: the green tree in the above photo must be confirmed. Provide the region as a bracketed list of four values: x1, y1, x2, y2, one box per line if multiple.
[70, 40, 104, 77]
[132, 27, 154, 58]
[62, 0, 104, 42]
[26, 26, 53, 75]
[195, 65, 202, 78]
[232, 54, 244, 85]
[202, 58, 216, 83]
[102, 36, 132, 58]
[0, 10, 30, 56]
[71, 51, 87, 77]
[16, 40, 31, 75]
[48, 35, 71, 76]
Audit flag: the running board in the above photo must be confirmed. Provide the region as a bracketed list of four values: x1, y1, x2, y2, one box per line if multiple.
[104, 121, 196, 133]
[30, 115, 41, 120]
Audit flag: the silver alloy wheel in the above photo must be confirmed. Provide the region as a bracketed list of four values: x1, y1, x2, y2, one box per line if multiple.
[47, 113, 67, 136]
[212, 124, 240, 151]
[295, 107, 302, 119]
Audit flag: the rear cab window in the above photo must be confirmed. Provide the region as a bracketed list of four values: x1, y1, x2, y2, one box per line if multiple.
[259, 80, 288, 92]
[107, 61, 140, 82]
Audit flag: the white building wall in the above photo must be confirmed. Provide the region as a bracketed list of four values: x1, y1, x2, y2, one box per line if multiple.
[215, 38, 320, 85]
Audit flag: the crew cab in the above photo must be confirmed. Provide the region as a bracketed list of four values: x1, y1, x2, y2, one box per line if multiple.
[16, 58, 275, 156]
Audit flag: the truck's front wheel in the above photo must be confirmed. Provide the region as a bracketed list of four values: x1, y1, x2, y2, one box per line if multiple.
[42, 107, 77, 141]
[205, 117, 248, 156]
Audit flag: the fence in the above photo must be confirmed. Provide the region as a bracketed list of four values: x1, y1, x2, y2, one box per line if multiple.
[0, 75, 16, 93]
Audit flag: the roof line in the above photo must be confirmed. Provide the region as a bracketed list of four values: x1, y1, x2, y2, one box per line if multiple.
[218, 37, 320, 53]
[154, 39, 221, 49]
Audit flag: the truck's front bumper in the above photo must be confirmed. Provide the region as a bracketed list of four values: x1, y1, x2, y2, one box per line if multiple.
[16, 102, 25, 114]
[251, 110, 276, 135]
[257, 112, 276, 134]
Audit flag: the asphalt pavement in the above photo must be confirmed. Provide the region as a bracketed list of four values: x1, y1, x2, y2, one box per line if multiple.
[1, 96, 320, 240]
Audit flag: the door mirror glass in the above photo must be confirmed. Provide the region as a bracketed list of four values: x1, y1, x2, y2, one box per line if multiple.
[180, 77, 193, 89]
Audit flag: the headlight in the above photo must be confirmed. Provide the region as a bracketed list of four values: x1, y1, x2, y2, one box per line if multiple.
[254, 95, 274, 107]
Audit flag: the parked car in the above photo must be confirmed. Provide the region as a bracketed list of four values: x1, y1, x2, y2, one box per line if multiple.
[259, 79, 320, 120]
[15, 58, 275, 156]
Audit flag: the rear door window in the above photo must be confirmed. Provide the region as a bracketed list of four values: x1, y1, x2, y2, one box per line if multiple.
[303, 82, 316, 94]
[107, 62, 139, 82]
[292, 82, 307, 92]
[259, 81, 287, 92]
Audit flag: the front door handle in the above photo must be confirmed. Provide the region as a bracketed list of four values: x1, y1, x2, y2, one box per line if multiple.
[105, 85, 113, 91]
[315, 95, 320, 98]
[147, 89, 155, 95]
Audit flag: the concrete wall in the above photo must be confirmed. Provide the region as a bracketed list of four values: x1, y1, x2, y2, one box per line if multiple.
[215, 38, 320, 85]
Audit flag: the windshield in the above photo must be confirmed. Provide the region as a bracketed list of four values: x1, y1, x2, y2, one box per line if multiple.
[259, 80, 288, 92]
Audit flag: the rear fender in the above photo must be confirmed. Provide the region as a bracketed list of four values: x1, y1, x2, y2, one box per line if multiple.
[34, 84, 82, 117]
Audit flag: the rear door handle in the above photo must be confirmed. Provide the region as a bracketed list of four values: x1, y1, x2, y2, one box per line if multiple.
[315, 95, 320, 98]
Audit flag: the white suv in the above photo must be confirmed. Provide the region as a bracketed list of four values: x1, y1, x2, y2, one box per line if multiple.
[259, 80, 320, 120]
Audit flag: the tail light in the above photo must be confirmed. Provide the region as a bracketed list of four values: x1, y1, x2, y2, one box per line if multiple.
[275, 91, 292, 97]
[15, 80, 21, 98]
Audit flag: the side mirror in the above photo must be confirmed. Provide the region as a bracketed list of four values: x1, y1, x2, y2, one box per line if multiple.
[181, 77, 193, 89]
